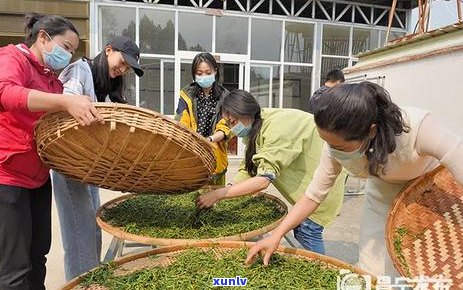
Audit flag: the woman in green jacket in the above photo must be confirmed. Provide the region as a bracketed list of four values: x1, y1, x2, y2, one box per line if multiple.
[197, 89, 346, 254]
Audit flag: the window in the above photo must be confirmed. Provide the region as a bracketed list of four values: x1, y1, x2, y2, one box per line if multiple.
[282, 65, 312, 111]
[140, 59, 175, 114]
[352, 28, 379, 55]
[178, 12, 212, 52]
[251, 19, 282, 61]
[100, 7, 136, 50]
[322, 25, 350, 56]
[250, 65, 280, 108]
[216, 16, 248, 54]
[139, 9, 175, 55]
[123, 72, 136, 106]
[285, 22, 314, 63]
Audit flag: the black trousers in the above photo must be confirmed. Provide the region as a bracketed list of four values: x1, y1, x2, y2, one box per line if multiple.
[0, 179, 52, 290]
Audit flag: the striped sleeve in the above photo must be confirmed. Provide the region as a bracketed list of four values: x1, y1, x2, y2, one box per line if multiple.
[59, 60, 96, 101]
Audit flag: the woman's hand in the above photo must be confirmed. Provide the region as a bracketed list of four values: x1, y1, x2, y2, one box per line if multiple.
[245, 234, 282, 266]
[196, 187, 227, 209]
[63, 95, 104, 126]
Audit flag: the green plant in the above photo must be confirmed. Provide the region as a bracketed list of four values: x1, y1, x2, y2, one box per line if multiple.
[101, 191, 285, 239]
[392, 226, 424, 278]
[80, 247, 341, 289]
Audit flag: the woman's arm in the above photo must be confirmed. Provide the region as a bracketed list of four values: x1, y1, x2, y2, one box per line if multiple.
[27, 89, 103, 126]
[196, 176, 271, 208]
[208, 130, 225, 143]
[245, 144, 342, 264]
[416, 113, 463, 184]
[211, 118, 231, 142]
[0, 55, 103, 126]
[245, 196, 320, 265]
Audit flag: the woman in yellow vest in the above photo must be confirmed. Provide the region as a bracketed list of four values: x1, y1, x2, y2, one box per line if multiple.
[175, 52, 230, 185]
[197, 89, 346, 254]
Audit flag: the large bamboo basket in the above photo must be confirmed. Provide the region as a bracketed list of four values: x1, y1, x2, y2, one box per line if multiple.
[35, 103, 216, 194]
[96, 187, 288, 246]
[386, 166, 463, 287]
[59, 241, 375, 290]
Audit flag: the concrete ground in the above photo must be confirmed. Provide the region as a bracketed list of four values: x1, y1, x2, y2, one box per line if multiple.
[45, 159, 365, 289]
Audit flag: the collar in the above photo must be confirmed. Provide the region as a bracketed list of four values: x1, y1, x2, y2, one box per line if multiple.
[16, 43, 52, 74]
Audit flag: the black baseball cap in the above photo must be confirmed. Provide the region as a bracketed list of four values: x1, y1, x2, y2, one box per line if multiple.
[108, 36, 144, 77]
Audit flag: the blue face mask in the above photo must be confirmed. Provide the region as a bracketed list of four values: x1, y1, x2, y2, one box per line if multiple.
[43, 33, 72, 70]
[231, 121, 252, 138]
[195, 74, 216, 88]
[328, 143, 365, 162]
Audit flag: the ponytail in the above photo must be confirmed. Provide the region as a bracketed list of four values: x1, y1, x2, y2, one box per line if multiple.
[366, 83, 409, 175]
[245, 113, 263, 176]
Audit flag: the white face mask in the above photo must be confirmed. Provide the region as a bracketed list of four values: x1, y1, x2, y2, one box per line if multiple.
[328, 143, 365, 162]
[231, 121, 252, 138]
[328, 140, 370, 178]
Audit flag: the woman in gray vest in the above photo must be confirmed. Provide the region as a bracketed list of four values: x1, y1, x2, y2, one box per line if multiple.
[52, 35, 144, 281]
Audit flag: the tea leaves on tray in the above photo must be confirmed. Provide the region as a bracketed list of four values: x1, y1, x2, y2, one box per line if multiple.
[101, 191, 285, 239]
[80, 248, 341, 290]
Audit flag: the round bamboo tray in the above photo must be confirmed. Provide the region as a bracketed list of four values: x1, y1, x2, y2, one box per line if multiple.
[96, 188, 288, 246]
[59, 241, 375, 290]
[386, 166, 463, 287]
[34, 103, 215, 194]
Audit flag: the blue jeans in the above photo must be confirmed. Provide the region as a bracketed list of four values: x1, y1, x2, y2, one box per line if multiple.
[51, 171, 101, 281]
[293, 218, 325, 255]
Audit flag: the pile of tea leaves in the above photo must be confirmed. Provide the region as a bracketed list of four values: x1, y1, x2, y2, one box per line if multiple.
[393, 226, 425, 278]
[80, 247, 342, 289]
[101, 191, 285, 239]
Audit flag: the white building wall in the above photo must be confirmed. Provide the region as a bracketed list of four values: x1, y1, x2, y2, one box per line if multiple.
[345, 24, 463, 136]
[347, 51, 463, 136]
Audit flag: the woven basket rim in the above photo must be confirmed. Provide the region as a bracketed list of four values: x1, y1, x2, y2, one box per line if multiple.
[59, 240, 374, 290]
[385, 165, 458, 277]
[35, 103, 216, 194]
[38, 102, 216, 152]
[96, 188, 289, 246]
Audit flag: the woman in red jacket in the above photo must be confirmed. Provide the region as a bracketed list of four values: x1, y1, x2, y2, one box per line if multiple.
[0, 13, 103, 290]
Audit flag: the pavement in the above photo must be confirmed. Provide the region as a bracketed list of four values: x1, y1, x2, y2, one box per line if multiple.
[45, 158, 365, 289]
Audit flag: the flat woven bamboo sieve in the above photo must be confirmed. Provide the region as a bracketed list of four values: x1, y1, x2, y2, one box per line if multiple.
[96, 186, 288, 246]
[35, 103, 216, 194]
[386, 166, 463, 287]
[59, 241, 374, 290]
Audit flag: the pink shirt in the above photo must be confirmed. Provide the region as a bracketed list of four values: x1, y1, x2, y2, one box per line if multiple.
[0, 44, 63, 188]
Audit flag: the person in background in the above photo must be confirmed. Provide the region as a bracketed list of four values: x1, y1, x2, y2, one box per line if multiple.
[246, 82, 463, 277]
[308, 68, 345, 114]
[0, 13, 103, 290]
[197, 89, 346, 254]
[175, 52, 231, 185]
[52, 35, 144, 281]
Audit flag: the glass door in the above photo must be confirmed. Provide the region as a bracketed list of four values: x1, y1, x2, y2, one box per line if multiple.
[249, 65, 281, 108]
[219, 62, 244, 156]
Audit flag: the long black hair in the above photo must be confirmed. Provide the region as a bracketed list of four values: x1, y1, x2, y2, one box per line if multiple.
[24, 13, 79, 47]
[314, 81, 410, 176]
[87, 50, 126, 103]
[220, 89, 262, 176]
